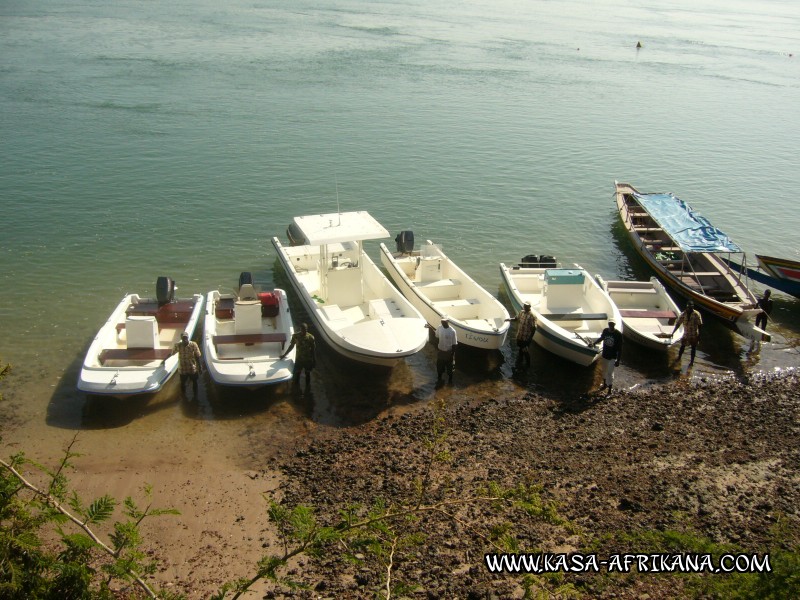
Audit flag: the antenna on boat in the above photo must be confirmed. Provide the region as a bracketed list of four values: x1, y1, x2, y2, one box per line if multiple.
[335, 175, 341, 225]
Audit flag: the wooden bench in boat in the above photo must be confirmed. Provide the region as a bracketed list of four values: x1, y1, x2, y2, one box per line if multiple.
[607, 287, 657, 294]
[212, 333, 287, 346]
[544, 312, 608, 321]
[619, 309, 677, 320]
[633, 227, 663, 233]
[669, 270, 722, 278]
[99, 348, 172, 364]
[646, 245, 681, 252]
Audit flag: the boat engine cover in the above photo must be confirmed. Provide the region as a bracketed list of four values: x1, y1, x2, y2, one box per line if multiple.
[395, 231, 414, 254]
[156, 276, 175, 306]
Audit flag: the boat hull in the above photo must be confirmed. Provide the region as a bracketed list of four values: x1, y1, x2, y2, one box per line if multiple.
[596, 276, 683, 351]
[756, 255, 800, 284]
[500, 263, 620, 367]
[380, 241, 509, 350]
[77, 293, 204, 397]
[203, 288, 296, 389]
[272, 237, 427, 367]
[614, 181, 760, 337]
[725, 257, 800, 299]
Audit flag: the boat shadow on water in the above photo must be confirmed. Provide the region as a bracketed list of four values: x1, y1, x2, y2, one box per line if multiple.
[45, 350, 184, 431]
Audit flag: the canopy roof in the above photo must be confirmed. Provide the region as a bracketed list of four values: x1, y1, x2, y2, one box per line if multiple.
[634, 192, 742, 253]
[291, 211, 389, 245]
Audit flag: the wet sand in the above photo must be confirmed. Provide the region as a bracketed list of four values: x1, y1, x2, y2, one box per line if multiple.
[1, 323, 798, 597]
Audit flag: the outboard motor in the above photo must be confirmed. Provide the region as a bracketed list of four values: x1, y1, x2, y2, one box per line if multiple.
[395, 230, 415, 254]
[238, 271, 254, 289]
[519, 254, 540, 267]
[538, 255, 558, 268]
[156, 276, 175, 306]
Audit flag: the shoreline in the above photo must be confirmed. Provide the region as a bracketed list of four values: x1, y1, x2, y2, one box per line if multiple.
[2, 363, 799, 597]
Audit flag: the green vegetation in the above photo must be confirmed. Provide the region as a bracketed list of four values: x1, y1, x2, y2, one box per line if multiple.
[585, 520, 800, 599]
[0, 435, 180, 599]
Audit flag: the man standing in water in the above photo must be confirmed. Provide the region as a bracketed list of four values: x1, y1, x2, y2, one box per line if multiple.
[755, 289, 773, 332]
[506, 301, 536, 371]
[173, 331, 202, 400]
[591, 319, 622, 395]
[672, 301, 703, 366]
[426, 316, 457, 383]
[281, 322, 316, 388]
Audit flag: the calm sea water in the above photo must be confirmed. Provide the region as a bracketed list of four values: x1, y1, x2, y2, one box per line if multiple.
[1, 0, 799, 425]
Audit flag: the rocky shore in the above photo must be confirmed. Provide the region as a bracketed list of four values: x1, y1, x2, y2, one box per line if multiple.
[263, 371, 799, 599]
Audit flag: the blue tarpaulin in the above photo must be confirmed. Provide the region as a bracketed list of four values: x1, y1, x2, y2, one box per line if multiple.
[633, 192, 742, 253]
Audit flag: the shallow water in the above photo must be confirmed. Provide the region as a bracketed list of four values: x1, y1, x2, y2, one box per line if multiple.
[1, 0, 799, 453]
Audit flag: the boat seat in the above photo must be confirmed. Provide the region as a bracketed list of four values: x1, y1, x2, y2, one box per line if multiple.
[368, 298, 403, 318]
[670, 271, 721, 280]
[234, 300, 262, 334]
[633, 227, 663, 232]
[215, 298, 235, 319]
[619, 309, 677, 320]
[125, 316, 158, 349]
[99, 348, 172, 364]
[415, 278, 461, 288]
[320, 304, 351, 329]
[213, 333, 287, 346]
[116, 322, 185, 333]
[432, 298, 478, 309]
[238, 283, 258, 301]
[646, 245, 681, 252]
[607, 287, 657, 294]
[545, 312, 608, 321]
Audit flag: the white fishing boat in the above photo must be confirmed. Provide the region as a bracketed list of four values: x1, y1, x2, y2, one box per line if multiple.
[78, 277, 204, 397]
[272, 211, 428, 366]
[499, 259, 622, 366]
[203, 273, 295, 389]
[379, 233, 510, 350]
[596, 276, 684, 351]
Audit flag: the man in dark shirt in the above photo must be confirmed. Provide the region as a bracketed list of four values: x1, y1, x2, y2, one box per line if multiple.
[280, 323, 316, 387]
[755, 289, 773, 331]
[592, 319, 623, 395]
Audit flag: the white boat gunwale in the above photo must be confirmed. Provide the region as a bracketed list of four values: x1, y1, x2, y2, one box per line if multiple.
[272, 211, 428, 366]
[203, 286, 296, 388]
[379, 240, 510, 350]
[77, 291, 204, 396]
[500, 262, 620, 365]
[596, 275, 684, 351]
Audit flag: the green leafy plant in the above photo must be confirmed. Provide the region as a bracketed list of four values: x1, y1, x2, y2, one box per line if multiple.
[1, 435, 181, 599]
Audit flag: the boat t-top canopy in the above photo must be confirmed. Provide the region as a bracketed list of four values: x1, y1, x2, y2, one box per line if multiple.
[291, 211, 389, 245]
[633, 192, 742, 253]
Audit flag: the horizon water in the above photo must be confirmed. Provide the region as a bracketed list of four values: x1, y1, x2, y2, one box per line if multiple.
[2, 0, 799, 440]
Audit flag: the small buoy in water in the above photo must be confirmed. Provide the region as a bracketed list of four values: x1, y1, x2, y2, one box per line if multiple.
[636, 41, 643, 49]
